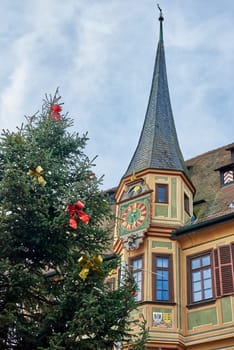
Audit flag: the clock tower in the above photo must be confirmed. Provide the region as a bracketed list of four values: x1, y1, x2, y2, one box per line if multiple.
[113, 7, 195, 348]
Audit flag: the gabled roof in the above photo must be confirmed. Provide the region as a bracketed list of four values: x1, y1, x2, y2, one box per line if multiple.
[172, 143, 234, 237]
[124, 11, 189, 178]
[187, 143, 234, 222]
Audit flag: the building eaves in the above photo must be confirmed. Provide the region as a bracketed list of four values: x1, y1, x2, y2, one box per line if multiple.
[171, 212, 234, 239]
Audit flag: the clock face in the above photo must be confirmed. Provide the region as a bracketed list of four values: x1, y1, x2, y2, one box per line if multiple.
[121, 201, 147, 232]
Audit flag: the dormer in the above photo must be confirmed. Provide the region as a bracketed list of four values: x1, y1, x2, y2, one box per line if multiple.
[216, 146, 234, 186]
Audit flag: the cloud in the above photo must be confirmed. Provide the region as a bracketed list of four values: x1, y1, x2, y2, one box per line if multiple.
[0, 62, 28, 130]
[0, 0, 233, 189]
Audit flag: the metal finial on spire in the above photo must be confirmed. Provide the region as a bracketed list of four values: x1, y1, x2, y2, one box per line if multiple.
[157, 4, 164, 41]
[157, 4, 164, 21]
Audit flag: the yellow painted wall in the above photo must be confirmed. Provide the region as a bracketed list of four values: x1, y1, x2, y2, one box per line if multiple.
[177, 220, 234, 347]
[113, 171, 233, 349]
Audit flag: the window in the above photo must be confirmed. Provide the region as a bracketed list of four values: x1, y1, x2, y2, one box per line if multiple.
[220, 166, 234, 186]
[187, 252, 213, 304]
[155, 184, 168, 203]
[153, 254, 173, 302]
[106, 278, 115, 292]
[130, 256, 143, 302]
[184, 193, 190, 214]
[187, 246, 234, 305]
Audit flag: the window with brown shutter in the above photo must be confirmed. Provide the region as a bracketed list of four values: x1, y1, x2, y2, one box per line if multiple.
[193, 254, 212, 301]
[187, 250, 214, 305]
[214, 245, 234, 297]
[188, 245, 234, 305]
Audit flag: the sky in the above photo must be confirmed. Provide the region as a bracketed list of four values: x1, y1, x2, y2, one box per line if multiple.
[0, 0, 233, 190]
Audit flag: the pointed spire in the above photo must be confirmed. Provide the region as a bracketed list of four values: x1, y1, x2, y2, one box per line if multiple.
[124, 7, 189, 178]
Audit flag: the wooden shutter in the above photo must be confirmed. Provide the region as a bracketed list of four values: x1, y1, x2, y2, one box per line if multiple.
[232, 244, 234, 268]
[214, 245, 234, 297]
[214, 249, 221, 297]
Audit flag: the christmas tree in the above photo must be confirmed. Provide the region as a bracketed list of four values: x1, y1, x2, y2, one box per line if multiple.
[0, 91, 147, 349]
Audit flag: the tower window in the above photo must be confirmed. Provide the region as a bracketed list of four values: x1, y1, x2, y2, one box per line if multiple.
[130, 256, 144, 302]
[155, 184, 168, 203]
[106, 277, 116, 291]
[153, 254, 173, 303]
[184, 193, 190, 214]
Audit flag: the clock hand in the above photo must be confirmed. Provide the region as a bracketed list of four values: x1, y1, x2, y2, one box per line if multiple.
[131, 209, 137, 222]
[130, 212, 135, 223]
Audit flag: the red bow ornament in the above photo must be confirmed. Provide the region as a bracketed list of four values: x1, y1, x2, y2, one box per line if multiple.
[51, 104, 62, 121]
[66, 201, 90, 229]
